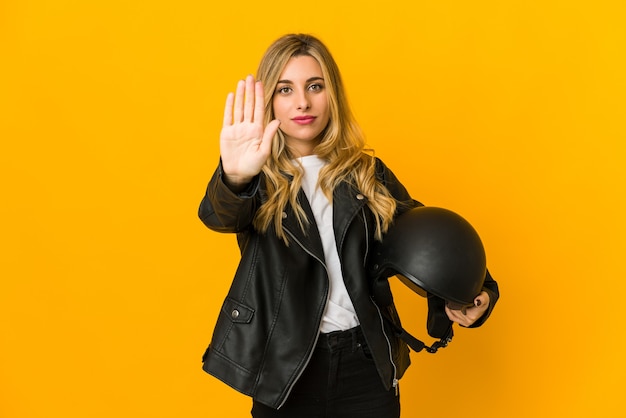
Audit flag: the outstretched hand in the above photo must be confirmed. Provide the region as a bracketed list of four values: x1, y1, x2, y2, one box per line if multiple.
[220, 75, 281, 190]
[444, 291, 490, 327]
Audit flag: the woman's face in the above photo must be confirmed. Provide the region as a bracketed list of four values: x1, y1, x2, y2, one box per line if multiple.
[272, 55, 330, 157]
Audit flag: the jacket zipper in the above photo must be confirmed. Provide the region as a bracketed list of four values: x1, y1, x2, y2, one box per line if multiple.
[361, 207, 369, 267]
[373, 299, 399, 395]
[362, 207, 399, 394]
[277, 228, 331, 409]
[278, 201, 373, 407]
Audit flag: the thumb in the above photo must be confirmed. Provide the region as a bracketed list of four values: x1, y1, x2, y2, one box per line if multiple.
[260, 119, 281, 154]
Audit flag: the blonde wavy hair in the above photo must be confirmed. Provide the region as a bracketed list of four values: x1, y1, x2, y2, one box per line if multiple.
[254, 33, 397, 242]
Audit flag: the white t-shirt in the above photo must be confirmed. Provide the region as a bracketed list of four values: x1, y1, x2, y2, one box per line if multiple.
[297, 155, 360, 333]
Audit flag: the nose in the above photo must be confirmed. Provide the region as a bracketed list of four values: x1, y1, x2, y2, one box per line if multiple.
[296, 91, 311, 111]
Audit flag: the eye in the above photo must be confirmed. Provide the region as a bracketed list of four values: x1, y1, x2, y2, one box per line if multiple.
[308, 83, 324, 92]
[276, 86, 292, 95]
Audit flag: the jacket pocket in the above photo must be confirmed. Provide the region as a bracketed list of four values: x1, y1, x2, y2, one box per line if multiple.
[201, 299, 255, 363]
[209, 297, 256, 356]
[222, 297, 255, 324]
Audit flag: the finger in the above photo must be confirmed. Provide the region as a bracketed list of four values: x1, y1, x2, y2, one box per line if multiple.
[444, 305, 461, 322]
[459, 303, 487, 327]
[233, 79, 245, 123]
[223, 92, 234, 127]
[445, 305, 471, 327]
[243, 75, 255, 122]
[474, 291, 489, 308]
[259, 119, 281, 154]
[253, 80, 265, 124]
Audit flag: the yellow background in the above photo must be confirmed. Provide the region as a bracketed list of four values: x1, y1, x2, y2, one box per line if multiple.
[1, 0, 625, 417]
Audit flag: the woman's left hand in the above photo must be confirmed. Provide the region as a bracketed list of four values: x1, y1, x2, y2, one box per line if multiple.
[444, 291, 490, 327]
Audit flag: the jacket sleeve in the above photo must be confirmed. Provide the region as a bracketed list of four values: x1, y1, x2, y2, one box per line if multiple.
[198, 161, 262, 233]
[374, 157, 423, 213]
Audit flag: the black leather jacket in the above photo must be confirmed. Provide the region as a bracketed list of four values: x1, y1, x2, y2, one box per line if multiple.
[198, 157, 497, 409]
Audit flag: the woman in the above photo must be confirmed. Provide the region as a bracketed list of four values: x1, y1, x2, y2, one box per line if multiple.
[198, 33, 499, 418]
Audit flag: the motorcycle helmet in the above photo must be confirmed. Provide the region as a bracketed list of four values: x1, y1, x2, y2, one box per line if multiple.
[370, 206, 487, 352]
[372, 205, 486, 306]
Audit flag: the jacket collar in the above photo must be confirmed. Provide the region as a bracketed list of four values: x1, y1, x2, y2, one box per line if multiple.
[280, 180, 368, 261]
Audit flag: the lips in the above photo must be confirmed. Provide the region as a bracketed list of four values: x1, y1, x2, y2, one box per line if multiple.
[292, 116, 317, 125]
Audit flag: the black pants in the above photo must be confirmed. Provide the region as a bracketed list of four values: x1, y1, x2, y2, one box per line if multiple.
[251, 326, 400, 418]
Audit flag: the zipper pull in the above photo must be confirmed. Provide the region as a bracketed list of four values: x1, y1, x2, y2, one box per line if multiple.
[392, 378, 399, 396]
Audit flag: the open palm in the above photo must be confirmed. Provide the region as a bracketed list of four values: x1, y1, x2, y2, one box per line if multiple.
[220, 75, 281, 188]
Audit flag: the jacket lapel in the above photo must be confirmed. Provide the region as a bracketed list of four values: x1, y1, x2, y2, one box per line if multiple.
[281, 189, 326, 263]
[280, 180, 368, 264]
[332, 181, 368, 253]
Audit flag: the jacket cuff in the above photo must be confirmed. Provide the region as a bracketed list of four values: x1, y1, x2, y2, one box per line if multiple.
[217, 159, 261, 198]
[468, 286, 498, 328]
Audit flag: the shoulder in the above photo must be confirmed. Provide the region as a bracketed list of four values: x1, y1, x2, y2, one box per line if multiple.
[370, 156, 395, 184]
[369, 155, 424, 208]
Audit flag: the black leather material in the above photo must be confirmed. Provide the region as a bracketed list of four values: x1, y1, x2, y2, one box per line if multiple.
[198, 157, 415, 409]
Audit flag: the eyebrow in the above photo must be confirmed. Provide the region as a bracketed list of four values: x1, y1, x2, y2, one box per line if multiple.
[276, 76, 325, 84]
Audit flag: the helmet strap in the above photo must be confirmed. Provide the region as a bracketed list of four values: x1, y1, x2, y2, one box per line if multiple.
[377, 305, 454, 354]
[372, 278, 454, 354]
[395, 320, 453, 354]
[372, 279, 454, 354]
